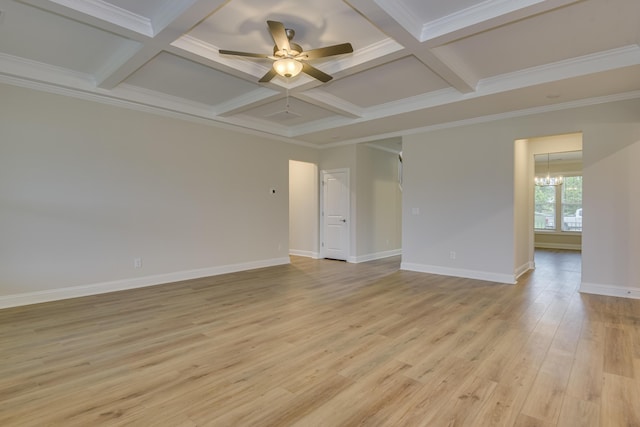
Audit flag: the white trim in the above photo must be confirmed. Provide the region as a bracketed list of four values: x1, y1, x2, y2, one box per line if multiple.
[515, 261, 535, 281]
[400, 262, 516, 284]
[351, 249, 402, 263]
[534, 242, 581, 251]
[580, 282, 640, 300]
[0, 257, 290, 309]
[289, 249, 320, 259]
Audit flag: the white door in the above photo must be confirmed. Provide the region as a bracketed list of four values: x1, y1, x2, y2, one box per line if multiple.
[322, 169, 349, 260]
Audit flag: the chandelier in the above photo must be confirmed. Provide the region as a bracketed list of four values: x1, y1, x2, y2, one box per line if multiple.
[535, 153, 563, 186]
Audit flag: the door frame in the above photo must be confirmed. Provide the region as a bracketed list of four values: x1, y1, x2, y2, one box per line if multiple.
[320, 168, 350, 261]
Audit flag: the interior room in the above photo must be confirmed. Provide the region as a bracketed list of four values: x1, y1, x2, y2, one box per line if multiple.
[1, 0, 640, 425]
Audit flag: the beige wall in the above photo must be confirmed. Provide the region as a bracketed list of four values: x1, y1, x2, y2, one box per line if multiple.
[0, 83, 317, 305]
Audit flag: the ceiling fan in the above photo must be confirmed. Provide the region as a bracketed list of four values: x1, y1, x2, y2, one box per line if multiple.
[219, 20, 353, 83]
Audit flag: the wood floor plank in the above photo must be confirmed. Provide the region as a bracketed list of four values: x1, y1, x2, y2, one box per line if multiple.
[603, 326, 636, 378]
[0, 250, 638, 426]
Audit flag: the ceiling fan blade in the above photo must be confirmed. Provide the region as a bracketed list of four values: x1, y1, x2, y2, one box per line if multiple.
[267, 20, 291, 52]
[258, 68, 277, 83]
[301, 43, 353, 60]
[219, 49, 269, 58]
[302, 63, 332, 83]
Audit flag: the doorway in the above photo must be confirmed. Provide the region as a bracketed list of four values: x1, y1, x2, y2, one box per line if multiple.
[289, 160, 319, 258]
[514, 132, 583, 281]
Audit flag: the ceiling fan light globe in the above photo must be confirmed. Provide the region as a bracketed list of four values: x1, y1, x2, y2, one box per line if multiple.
[273, 58, 303, 78]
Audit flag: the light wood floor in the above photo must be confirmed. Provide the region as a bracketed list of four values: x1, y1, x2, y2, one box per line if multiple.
[1, 250, 639, 426]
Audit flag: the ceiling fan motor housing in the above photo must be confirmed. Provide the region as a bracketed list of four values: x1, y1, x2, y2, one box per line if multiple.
[273, 43, 303, 58]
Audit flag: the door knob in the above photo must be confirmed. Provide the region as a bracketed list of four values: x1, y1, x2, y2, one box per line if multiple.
[341, 219, 346, 223]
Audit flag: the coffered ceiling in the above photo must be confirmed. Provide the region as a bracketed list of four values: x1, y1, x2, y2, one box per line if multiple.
[1, 0, 639, 146]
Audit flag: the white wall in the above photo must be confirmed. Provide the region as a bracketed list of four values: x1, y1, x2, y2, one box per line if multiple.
[401, 97, 640, 295]
[582, 138, 640, 298]
[0, 83, 317, 307]
[289, 160, 319, 258]
[402, 123, 516, 283]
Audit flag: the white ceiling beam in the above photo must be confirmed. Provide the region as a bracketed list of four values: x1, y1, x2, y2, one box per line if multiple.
[346, 0, 477, 94]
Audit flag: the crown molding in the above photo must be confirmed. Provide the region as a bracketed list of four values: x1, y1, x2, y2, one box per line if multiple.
[49, 0, 153, 36]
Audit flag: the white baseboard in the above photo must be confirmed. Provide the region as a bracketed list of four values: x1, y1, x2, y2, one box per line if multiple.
[535, 242, 581, 251]
[515, 261, 535, 281]
[0, 257, 291, 309]
[350, 249, 402, 264]
[580, 282, 640, 299]
[289, 249, 320, 259]
[400, 262, 516, 284]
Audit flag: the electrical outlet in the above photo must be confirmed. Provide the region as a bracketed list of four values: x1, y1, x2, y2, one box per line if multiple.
[134, 257, 142, 268]
[450, 251, 456, 260]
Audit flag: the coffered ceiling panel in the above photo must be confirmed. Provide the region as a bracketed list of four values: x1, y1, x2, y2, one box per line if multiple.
[186, 0, 386, 55]
[124, 52, 260, 106]
[1, 0, 638, 146]
[0, 0, 135, 74]
[238, 97, 340, 127]
[438, 0, 640, 79]
[322, 56, 450, 108]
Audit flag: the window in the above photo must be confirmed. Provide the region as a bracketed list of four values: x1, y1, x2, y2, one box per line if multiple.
[534, 175, 582, 232]
[561, 176, 582, 231]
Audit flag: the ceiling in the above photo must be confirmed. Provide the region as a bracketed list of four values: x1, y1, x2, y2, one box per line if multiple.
[1, 0, 639, 147]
